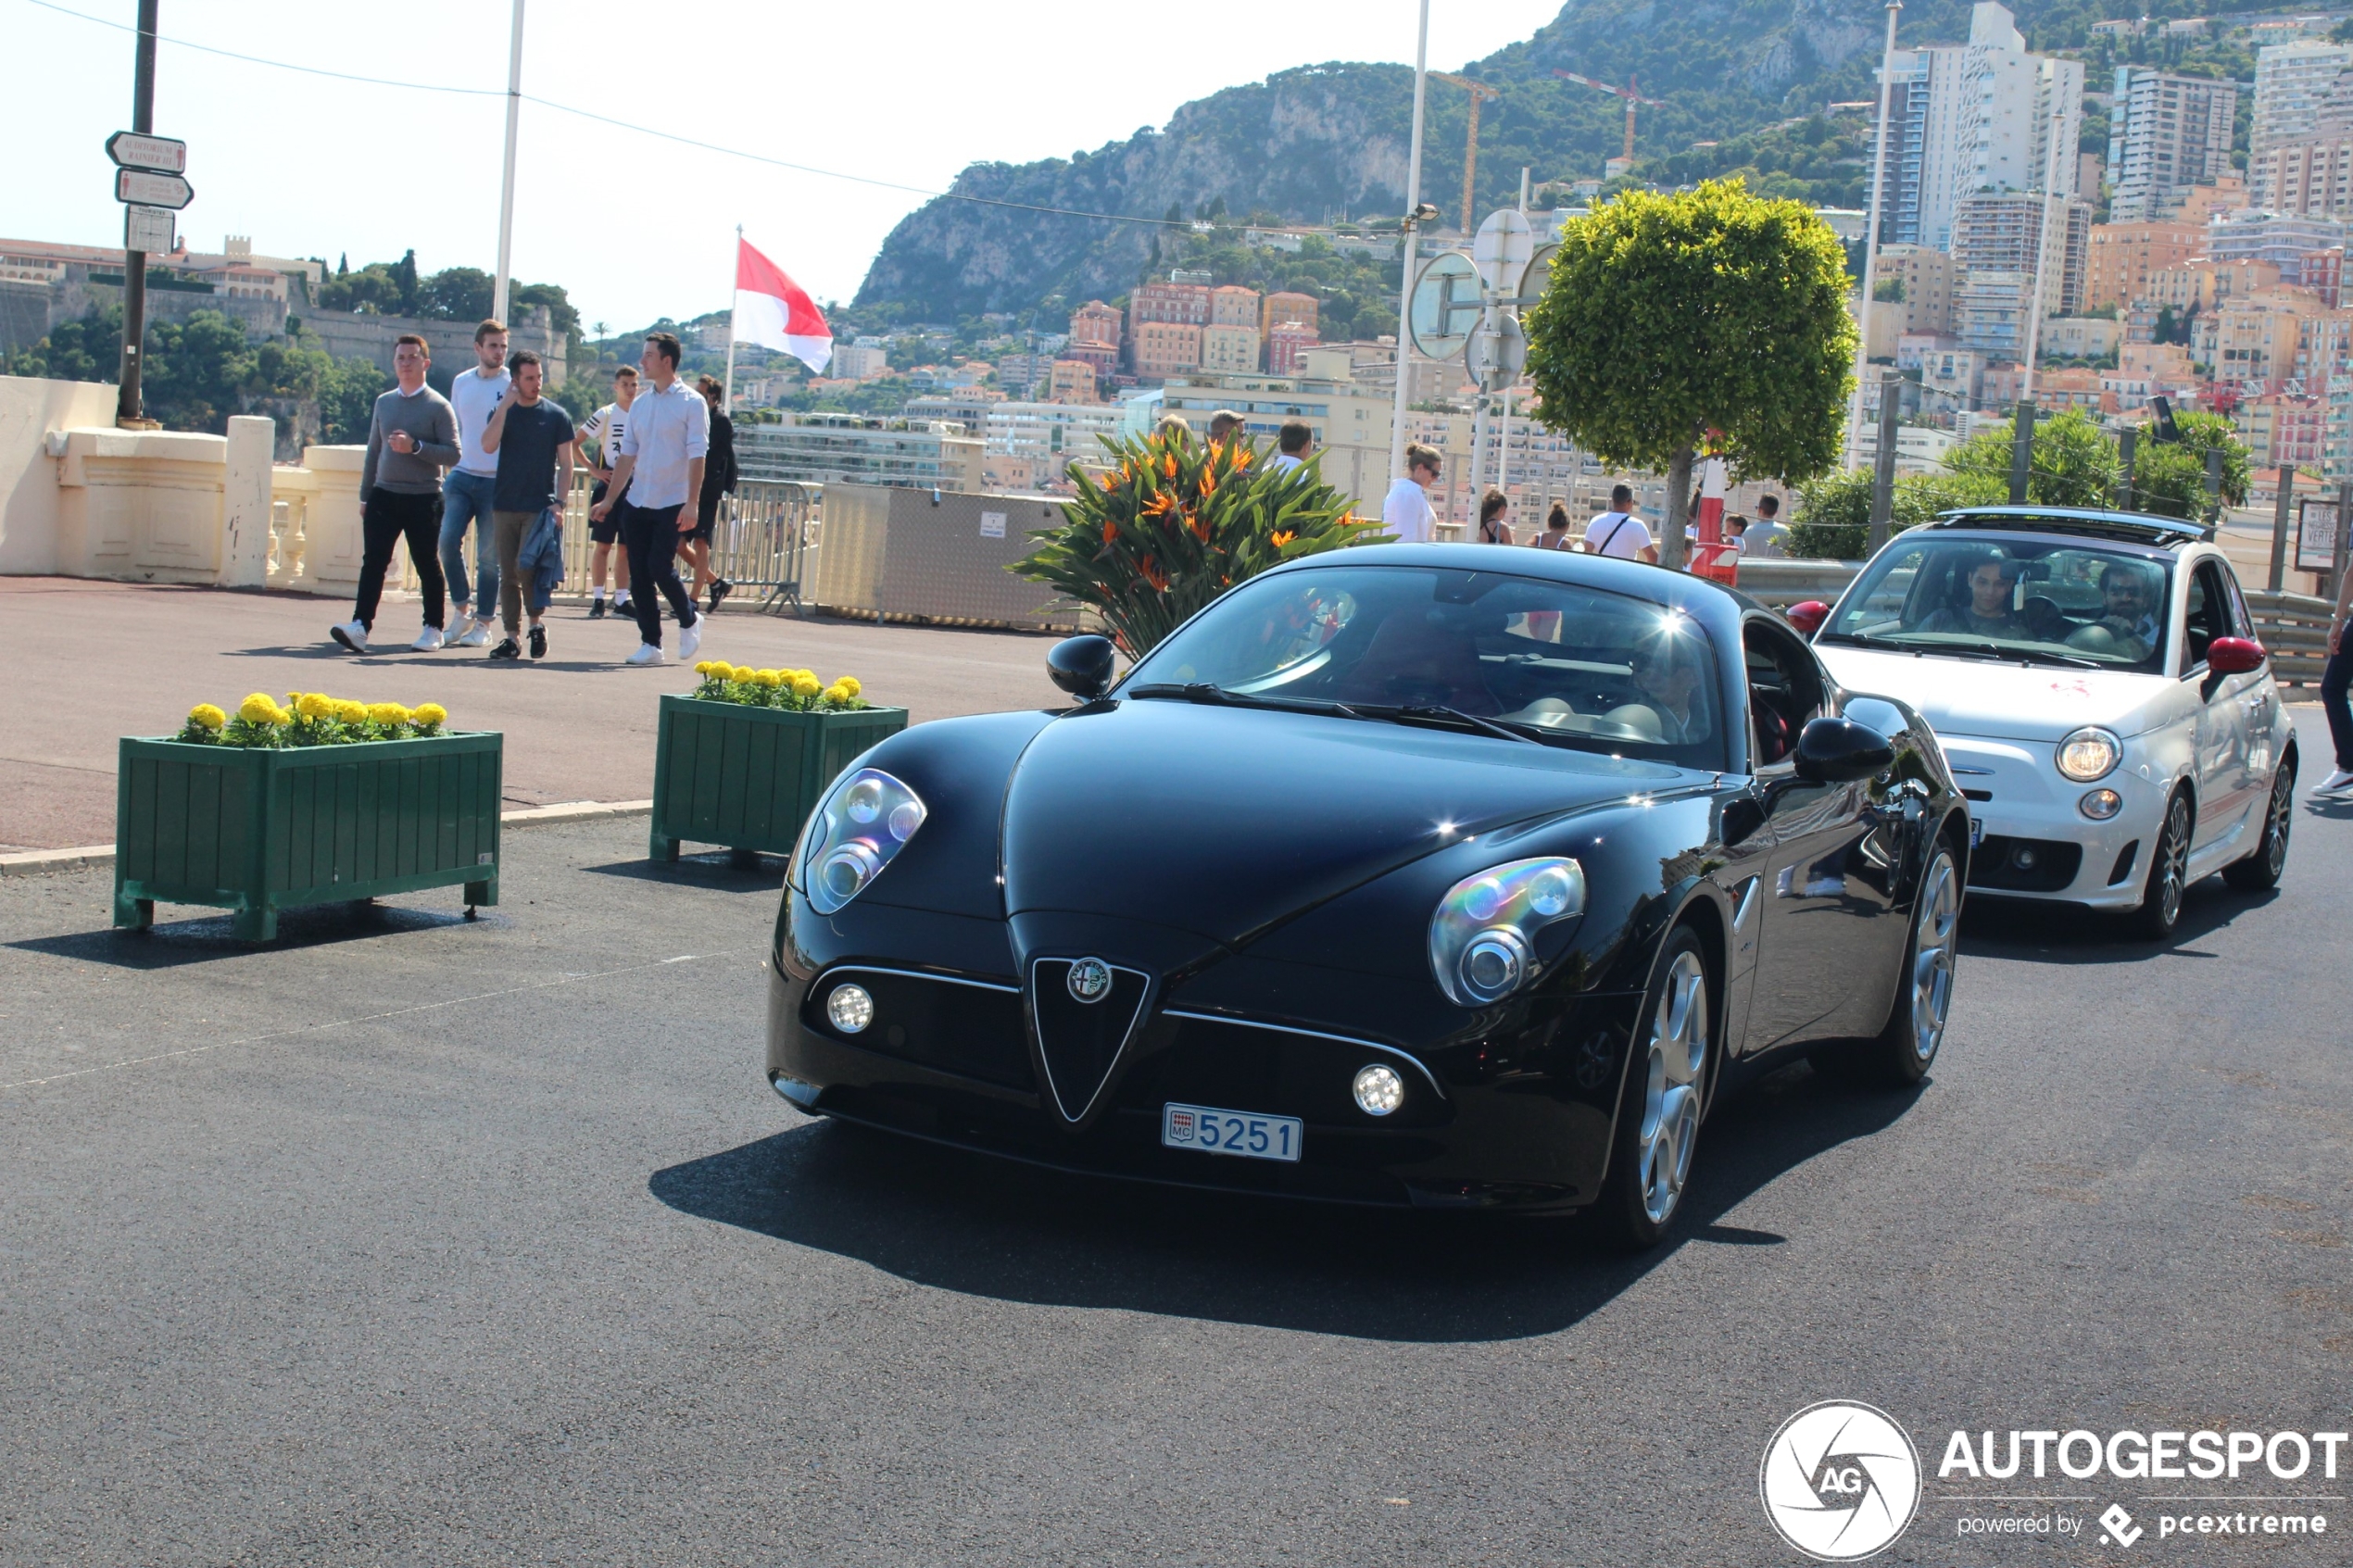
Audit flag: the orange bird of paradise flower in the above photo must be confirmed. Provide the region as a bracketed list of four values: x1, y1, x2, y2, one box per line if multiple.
[1233, 447, 1253, 470]
[1162, 452, 1177, 479]
[1270, 529, 1296, 547]
[1199, 468, 1217, 498]
[1187, 509, 1210, 542]
[1141, 492, 1176, 519]
[1139, 555, 1169, 590]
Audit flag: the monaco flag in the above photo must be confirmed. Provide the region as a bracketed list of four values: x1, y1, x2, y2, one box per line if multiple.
[733, 237, 833, 373]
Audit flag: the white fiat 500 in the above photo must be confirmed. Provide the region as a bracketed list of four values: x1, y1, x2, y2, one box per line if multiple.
[1793, 508, 2296, 939]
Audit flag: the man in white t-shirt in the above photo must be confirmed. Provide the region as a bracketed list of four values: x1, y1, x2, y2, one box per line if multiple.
[1381, 442, 1441, 544]
[438, 320, 511, 646]
[1269, 420, 1313, 475]
[573, 364, 638, 619]
[1579, 483, 1659, 563]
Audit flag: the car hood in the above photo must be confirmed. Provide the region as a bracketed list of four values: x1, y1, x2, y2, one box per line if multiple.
[1001, 698, 1703, 949]
[1816, 644, 2171, 743]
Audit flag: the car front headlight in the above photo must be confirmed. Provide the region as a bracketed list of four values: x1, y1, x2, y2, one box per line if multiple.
[793, 767, 927, 914]
[1428, 857, 1586, 1007]
[2055, 726, 2122, 784]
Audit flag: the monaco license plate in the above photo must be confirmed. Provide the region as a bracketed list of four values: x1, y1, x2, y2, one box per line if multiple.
[1162, 1102, 1302, 1163]
[1969, 816, 1984, 847]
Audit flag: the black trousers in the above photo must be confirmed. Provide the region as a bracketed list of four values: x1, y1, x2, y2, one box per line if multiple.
[355, 489, 446, 629]
[621, 500, 698, 647]
[2322, 639, 2353, 770]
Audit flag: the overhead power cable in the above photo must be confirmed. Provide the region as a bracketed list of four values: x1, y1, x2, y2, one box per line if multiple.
[22, 0, 1191, 229]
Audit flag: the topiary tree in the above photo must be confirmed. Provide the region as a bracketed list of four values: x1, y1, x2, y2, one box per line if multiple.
[1523, 178, 1857, 568]
[1010, 429, 1388, 656]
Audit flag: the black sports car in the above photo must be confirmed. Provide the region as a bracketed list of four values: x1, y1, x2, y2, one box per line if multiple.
[766, 545, 1969, 1247]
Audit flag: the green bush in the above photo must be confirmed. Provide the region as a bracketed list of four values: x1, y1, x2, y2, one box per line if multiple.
[1789, 467, 2003, 559]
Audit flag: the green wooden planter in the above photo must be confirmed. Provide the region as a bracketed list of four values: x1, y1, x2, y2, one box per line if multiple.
[114, 732, 503, 941]
[649, 695, 908, 861]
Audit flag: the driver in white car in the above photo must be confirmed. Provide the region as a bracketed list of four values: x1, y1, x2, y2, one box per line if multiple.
[2068, 560, 2162, 660]
[1918, 553, 2025, 638]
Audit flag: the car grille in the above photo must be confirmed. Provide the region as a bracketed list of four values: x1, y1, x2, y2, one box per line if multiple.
[1969, 834, 2082, 893]
[807, 967, 1033, 1091]
[1029, 958, 1152, 1122]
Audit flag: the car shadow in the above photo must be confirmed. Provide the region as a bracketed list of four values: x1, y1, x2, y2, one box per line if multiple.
[647, 1060, 1920, 1343]
[1957, 877, 2275, 964]
[8, 898, 496, 969]
[582, 853, 783, 891]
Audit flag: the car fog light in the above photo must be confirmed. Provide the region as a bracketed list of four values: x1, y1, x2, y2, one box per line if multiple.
[2080, 787, 2122, 820]
[826, 984, 874, 1034]
[2012, 846, 2038, 870]
[1353, 1063, 1405, 1116]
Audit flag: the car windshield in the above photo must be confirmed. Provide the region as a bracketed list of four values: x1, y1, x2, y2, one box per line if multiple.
[1821, 533, 2174, 673]
[1122, 564, 1731, 770]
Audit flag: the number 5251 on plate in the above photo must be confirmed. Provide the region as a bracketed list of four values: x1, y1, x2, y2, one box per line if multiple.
[1162, 1102, 1302, 1163]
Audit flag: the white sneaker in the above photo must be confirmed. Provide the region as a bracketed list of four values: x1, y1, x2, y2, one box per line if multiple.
[329, 619, 369, 653]
[447, 609, 477, 640]
[2315, 768, 2353, 797]
[455, 623, 491, 648]
[624, 643, 666, 666]
[410, 626, 445, 652]
[678, 616, 705, 660]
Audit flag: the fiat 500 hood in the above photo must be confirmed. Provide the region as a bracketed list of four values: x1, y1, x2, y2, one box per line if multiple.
[1816, 645, 2171, 743]
[1000, 697, 1698, 947]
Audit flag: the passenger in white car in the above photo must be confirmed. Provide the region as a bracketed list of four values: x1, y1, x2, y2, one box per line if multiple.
[1917, 554, 2025, 638]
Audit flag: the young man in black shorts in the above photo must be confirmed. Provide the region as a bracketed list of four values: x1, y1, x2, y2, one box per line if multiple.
[573, 365, 637, 619]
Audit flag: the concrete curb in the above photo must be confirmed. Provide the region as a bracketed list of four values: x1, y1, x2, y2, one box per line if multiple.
[0, 798, 657, 880]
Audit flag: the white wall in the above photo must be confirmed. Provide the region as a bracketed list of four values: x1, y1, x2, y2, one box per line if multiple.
[0, 375, 119, 574]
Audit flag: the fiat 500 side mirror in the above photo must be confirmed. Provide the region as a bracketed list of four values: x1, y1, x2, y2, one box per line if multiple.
[1793, 715, 1894, 784]
[1785, 600, 1831, 637]
[1048, 634, 1118, 700]
[2206, 635, 2267, 676]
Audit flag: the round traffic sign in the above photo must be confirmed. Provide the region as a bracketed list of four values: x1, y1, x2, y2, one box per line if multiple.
[1408, 251, 1480, 361]
[1511, 240, 1561, 309]
[1466, 315, 1528, 392]
[1472, 209, 1534, 291]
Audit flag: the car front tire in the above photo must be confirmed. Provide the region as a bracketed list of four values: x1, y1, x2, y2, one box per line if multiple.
[1593, 925, 1711, 1253]
[2129, 790, 2194, 941]
[2222, 762, 2294, 892]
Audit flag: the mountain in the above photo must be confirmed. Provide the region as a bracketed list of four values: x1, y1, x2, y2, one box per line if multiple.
[854, 0, 2255, 324]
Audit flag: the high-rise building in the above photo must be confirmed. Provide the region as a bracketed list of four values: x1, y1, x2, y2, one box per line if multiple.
[2205, 210, 2349, 283]
[1868, 4, 2083, 251]
[1953, 192, 2092, 317]
[2084, 220, 2206, 312]
[2251, 42, 2352, 206]
[2108, 69, 2239, 220]
[1956, 270, 2034, 358]
[1870, 244, 1958, 335]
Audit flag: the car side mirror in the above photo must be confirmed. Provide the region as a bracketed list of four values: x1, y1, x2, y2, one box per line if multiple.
[1786, 600, 1831, 637]
[1047, 634, 1117, 700]
[1793, 715, 1894, 784]
[2207, 635, 2266, 676]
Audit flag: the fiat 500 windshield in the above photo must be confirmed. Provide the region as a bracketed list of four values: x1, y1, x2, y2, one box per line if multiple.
[1120, 564, 1730, 770]
[1820, 533, 2176, 672]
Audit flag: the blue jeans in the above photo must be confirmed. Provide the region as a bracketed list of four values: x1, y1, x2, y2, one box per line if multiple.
[439, 469, 499, 617]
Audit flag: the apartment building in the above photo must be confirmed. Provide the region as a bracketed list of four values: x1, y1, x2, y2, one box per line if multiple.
[1870, 244, 1958, 335]
[2108, 69, 2240, 220]
[2205, 210, 2348, 283]
[1953, 192, 2092, 316]
[2251, 41, 2353, 207]
[1132, 320, 1204, 380]
[2083, 220, 2204, 313]
[2237, 391, 2329, 468]
[1260, 290, 1319, 338]
[1266, 320, 1320, 374]
[736, 415, 984, 492]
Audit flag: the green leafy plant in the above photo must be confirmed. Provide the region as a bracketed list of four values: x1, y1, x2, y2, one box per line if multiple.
[1790, 468, 2006, 559]
[2131, 410, 2249, 519]
[1011, 429, 1388, 656]
[687, 663, 868, 709]
[1945, 406, 2122, 509]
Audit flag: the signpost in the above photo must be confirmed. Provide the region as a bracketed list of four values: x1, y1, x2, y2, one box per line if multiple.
[1407, 251, 1480, 361]
[114, 168, 194, 208]
[105, 131, 186, 173]
[110, 0, 166, 428]
[1466, 314, 1527, 393]
[2296, 497, 2339, 575]
[123, 205, 175, 254]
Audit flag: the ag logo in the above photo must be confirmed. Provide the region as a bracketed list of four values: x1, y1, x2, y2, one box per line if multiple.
[1759, 1400, 1922, 1562]
[1066, 958, 1114, 1004]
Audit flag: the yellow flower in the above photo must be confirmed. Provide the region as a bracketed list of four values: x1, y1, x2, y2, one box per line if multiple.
[754, 669, 785, 688]
[731, 664, 756, 683]
[239, 692, 283, 725]
[412, 703, 447, 726]
[837, 676, 861, 696]
[297, 692, 335, 721]
[334, 699, 369, 724]
[368, 702, 409, 726]
[791, 673, 823, 698]
[821, 682, 851, 705]
[188, 703, 227, 731]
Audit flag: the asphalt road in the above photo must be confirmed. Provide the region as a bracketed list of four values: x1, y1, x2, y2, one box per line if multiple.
[2, 710, 2349, 1567]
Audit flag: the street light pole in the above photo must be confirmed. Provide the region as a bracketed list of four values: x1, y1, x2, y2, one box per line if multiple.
[1388, 0, 1430, 483]
[492, 0, 524, 325]
[1846, 0, 1902, 470]
[115, 0, 159, 429]
[2020, 105, 2067, 408]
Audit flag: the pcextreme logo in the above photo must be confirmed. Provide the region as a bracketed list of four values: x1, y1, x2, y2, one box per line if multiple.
[1759, 1400, 1923, 1561]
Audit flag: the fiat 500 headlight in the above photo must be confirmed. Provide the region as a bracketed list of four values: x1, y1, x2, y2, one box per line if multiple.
[2055, 726, 2122, 784]
[1429, 857, 1587, 1007]
[793, 767, 927, 914]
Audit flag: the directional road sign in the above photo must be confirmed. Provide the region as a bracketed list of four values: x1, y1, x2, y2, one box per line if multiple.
[1472, 209, 1534, 293]
[116, 168, 194, 209]
[1466, 314, 1528, 393]
[124, 204, 176, 254]
[106, 131, 188, 173]
[1408, 251, 1482, 361]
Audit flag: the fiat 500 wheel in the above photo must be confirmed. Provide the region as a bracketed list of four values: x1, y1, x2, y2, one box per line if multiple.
[2222, 764, 2293, 892]
[2130, 791, 2193, 940]
[1594, 927, 1709, 1251]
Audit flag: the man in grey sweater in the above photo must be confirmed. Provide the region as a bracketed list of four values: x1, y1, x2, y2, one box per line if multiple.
[333, 334, 461, 652]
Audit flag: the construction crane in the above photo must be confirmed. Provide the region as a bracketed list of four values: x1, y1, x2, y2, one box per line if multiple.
[1554, 69, 1666, 169]
[1429, 71, 1502, 234]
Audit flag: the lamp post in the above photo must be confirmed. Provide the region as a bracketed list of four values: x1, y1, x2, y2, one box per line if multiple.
[1845, 0, 1902, 470]
[114, 0, 159, 429]
[1388, 0, 1431, 483]
[492, 0, 524, 324]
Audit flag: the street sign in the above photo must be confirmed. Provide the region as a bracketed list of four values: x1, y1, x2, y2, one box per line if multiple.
[1466, 314, 1528, 393]
[1472, 209, 1534, 292]
[123, 204, 175, 254]
[105, 130, 187, 173]
[116, 168, 194, 209]
[2297, 498, 2338, 572]
[1509, 241, 1561, 309]
[1408, 251, 1481, 361]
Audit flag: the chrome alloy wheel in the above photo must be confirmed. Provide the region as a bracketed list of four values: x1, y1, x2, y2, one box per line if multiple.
[1637, 949, 1708, 1227]
[2153, 794, 2191, 930]
[2262, 771, 2292, 879]
[1908, 851, 1959, 1062]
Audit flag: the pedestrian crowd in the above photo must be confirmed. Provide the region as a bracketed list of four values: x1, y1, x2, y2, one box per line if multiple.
[333, 323, 735, 668]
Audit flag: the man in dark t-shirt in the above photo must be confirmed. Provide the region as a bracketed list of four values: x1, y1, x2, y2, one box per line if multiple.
[479, 349, 573, 660]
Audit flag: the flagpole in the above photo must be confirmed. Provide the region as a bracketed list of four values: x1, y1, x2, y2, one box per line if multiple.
[724, 223, 741, 410]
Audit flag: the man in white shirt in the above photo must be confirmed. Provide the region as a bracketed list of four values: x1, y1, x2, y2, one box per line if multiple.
[438, 320, 511, 646]
[573, 365, 638, 619]
[1743, 493, 1790, 558]
[1269, 420, 1313, 475]
[590, 332, 709, 666]
[1579, 484, 1659, 563]
[1381, 442, 1441, 544]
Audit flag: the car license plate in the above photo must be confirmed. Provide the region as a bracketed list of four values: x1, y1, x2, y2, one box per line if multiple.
[1969, 816, 1984, 847]
[1162, 1102, 1302, 1162]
